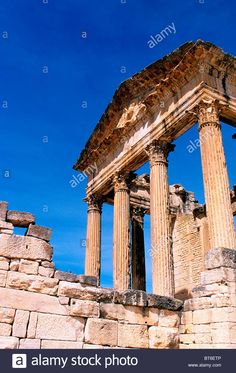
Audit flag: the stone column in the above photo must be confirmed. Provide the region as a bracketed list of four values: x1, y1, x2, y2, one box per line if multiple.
[198, 99, 236, 249]
[113, 173, 131, 290]
[131, 207, 146, 291]
[146, 140, 175, 297]
[85, 194, 102, 283]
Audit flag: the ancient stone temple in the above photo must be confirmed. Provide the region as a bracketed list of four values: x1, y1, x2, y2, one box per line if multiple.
[0, 40, 236, 349]
[74, 40, 236, 296]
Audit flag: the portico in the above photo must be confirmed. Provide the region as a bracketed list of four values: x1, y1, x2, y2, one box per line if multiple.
[73, 41, 236, 296]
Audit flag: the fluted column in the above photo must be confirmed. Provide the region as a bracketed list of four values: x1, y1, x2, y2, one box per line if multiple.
[85, 194, 102, 283]
[146, 140, 175, 296]
[198, 99, 236, 249]
[131, 207, 146, 291]
[113, 173, 131, 290]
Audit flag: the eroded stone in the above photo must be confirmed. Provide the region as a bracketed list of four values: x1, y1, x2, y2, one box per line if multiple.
[26, 224, 52, 242]
[0, 235, 52, 261]
[7, 211, 35, 227]
[36, 314, 85, 341]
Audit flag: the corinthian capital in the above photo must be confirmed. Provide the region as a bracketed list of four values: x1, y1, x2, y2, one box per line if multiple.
[198, 99, 221, 129]
[113, 171, 134, 193]
[145, 140, 175, 167]
[131, 206, 146, 224]
[86, 194, 103, 212]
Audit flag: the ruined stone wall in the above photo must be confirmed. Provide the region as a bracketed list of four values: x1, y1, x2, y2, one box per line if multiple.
[0, 202, 181, 349]
[172, 214, 203, 300]
[1, 201, 235, 349]
[180, 248, 236, 348]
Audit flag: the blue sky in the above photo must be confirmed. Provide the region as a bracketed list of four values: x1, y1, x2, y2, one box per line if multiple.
[0, 0, 235, 291]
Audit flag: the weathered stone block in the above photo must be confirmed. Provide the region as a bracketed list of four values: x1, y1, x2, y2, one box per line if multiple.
[7, 271, 58, 295]
[192, 309, 212, 324]
[100, 303, 126, 321]
[0, 221, 12, 229]
[0, 256, 9, 262]
[0, 336, 19, 348]
[205, 248, 236, 270]
[7, 210, 35, 227]
[118, 323, 148, 348]
[54, 272, 97, 287]
[211, 322, 231, 344]
[211, 307, 236, 323]
[114, 290, 147, 307]
[0, 257, 9, 271]
[77, 275, 98, 287]
[0, 202, 8, 221]
[184, 297, 213, 311]
[41, 261, 55, 269]
[38, 266, 54, 277]
[58, 281, 114, 302]
[0, 322, 11, 336]
[181, 311, 193, 325]
[36, 314, 85, 341]
[0, 270, 7, 287]
[70, 300, 99, 318]
[54, 270, 80, 282]
[158, 309, 180, 328]
[149, 326, 179, 349]
[124, 306, 159, 326]
[99, 303, 159, 326]
[146, 308, 160, 326]
[0, 228, 12, 234]
[19, 259, 39, 275]
[0, 287, 67, 315]
[12, 310, 30, 338]
[211, 294, 231, 308]
[0, 234, 52, 261]
[85, 318, 117, 346]
[0, 221, 13, 234]
[180, 333, 195, 344]
[192, 283, 230, 298]
[148, 294, 183, 310]
[27, 312, 38, 339]
[41, 340, 83, 349]
[0, 307, 15, 324]
[19, 339, 41, 349]
[26, 224, 52, 242]
[59, 297, 69, 305]
[10, 259, 19, 271]
[193, 324, 211, 333]
[194, 333, 212, 344]
[179, 323, 193, 334]
[201, 267, 236, 285]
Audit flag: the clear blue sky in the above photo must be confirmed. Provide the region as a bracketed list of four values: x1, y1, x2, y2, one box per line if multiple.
[0, 0, 235, 291]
